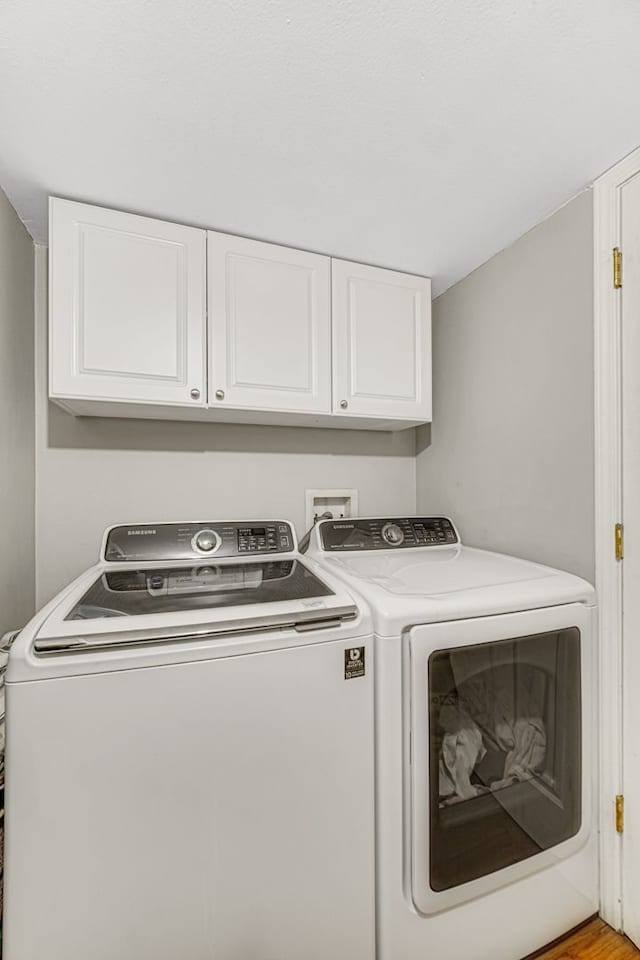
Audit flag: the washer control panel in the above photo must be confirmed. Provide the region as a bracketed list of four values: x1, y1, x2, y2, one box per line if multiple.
[319, 517, 458, 552]
[104, 520, 295, 562]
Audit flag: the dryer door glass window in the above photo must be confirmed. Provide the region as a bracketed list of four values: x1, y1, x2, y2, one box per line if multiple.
[428, 628, 581, 892]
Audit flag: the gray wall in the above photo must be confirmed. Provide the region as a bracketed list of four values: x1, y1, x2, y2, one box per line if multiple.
[34, 248, 416, 604]
[0, 188, 35, 633]
[416, 190, 594, 581]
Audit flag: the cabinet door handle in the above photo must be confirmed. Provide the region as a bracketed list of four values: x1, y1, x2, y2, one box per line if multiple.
[190, 388, 201, 400]
[340, 400, 348, 409]
[215, 390, 225, 401]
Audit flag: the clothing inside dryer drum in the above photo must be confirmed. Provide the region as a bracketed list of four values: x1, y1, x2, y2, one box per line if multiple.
[428, 628, 581, 891]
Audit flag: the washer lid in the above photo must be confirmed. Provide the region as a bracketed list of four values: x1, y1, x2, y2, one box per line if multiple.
[63, 559, 333, 622]
[7, 553, 369, 682]
[19, 556, 360, 661]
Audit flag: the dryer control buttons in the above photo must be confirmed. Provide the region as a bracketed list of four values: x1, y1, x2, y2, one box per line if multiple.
[192, 529, 221, 554]
[318, 517, 459, 551]
[381, 522, 405, 546]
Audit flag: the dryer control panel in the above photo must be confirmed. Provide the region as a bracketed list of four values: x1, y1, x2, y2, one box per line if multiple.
[103, 520, 295, 562]
[317, 517, 458, 552]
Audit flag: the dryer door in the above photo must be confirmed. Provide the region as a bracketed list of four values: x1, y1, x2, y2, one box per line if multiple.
[408, 603, 592, 915]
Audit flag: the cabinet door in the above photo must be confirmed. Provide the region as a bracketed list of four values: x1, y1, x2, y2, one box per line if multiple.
[208, 232, 331, 412]
[332, 259, 431, 421]
[49, 198, 207, 406]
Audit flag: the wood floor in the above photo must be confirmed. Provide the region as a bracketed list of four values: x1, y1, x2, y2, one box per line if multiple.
[535, 918, 640, 959]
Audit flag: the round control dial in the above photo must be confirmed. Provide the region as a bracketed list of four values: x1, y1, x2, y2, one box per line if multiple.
[381, 522, 405, 546]
[191, 529, 221, 554]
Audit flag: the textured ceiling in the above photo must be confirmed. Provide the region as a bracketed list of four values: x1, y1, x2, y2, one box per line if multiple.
[2, 0, 640, 294]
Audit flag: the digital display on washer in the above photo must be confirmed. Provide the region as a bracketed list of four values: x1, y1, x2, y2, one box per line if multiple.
[65, 560, 333, 620]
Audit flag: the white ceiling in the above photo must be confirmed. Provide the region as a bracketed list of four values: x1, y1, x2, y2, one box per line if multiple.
[2, 0, 640, 295]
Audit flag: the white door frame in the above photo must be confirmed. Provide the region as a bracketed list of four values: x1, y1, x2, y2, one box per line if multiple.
[593, 144, 640, 930]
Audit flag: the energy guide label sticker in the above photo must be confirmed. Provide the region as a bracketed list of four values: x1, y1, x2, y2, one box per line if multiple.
[344, 646, 365, 679]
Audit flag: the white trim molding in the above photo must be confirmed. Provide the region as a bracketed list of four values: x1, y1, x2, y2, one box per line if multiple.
[593, 144, 640, 930]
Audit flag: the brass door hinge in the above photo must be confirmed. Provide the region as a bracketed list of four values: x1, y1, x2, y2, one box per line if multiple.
[615, 523, 624, 561]
[616, 794, 624, 833]
[613, 247, 623, 289]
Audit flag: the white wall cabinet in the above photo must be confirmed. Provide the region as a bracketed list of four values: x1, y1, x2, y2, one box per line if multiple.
[332, 259, 432, 422]
[49, 199, 207, 407]
[207, 232, 331, 413]
[49, 199, 432, 430]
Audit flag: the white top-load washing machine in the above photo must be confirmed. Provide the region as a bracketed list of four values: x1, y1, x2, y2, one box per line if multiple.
[302, 516, 598, 960]
[4, 519, 375, 960]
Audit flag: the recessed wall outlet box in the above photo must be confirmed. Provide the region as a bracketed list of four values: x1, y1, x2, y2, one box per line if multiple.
[305, 489, 358, 530]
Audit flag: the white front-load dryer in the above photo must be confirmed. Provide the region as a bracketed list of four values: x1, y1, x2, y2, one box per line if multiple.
[303, 516, 598, 960]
